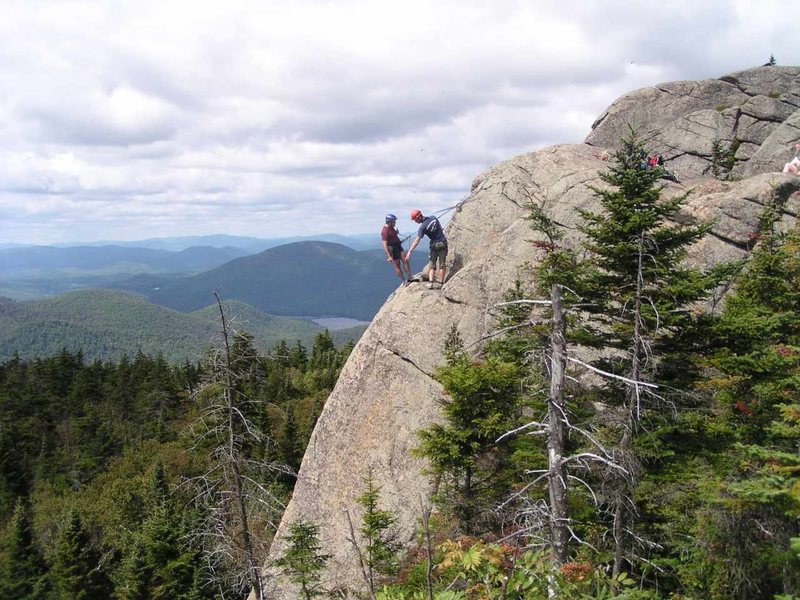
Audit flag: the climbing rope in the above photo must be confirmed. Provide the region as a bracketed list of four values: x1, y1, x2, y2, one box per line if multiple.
[398, 180, 488, 245]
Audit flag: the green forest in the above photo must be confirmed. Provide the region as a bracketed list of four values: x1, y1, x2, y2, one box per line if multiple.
[0, 323, 352, 599]
[0, 291, 366, 363]
[2, 132, 800, 600]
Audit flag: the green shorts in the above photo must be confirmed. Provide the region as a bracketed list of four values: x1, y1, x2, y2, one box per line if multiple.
[428, 240, 448, 269]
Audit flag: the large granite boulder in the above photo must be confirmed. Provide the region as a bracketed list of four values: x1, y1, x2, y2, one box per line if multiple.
[260, 66, 800, 598]
[586, 66, 800, 181]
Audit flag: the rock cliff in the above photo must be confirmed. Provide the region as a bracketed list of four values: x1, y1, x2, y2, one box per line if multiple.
[260, 66, 800, 598]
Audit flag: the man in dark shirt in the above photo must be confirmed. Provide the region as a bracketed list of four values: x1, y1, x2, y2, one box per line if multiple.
[406, 209, 448, 289]
[381, 213, 410, 283]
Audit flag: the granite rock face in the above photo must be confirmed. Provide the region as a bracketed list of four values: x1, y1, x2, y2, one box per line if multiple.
[260, 66, 800, 598]
[586, 66, 800, 181]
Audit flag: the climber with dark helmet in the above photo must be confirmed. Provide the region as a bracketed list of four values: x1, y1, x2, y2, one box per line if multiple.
[407, 209, 448, 289]
[381, 213, 410, 283]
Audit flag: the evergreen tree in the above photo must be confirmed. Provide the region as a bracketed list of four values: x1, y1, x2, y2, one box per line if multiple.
[698, 215, 800, 598]
[275, 520, 330, 599]
[415, 337, 521, 533]
[309, 331, 336, 370]
[50, 510, 112, 600]
[0, 499, 47, 599]
[354, 468, 400, 597]
[573, 128, 734, 578]
[186, 296, 288, 600]
[115, 461, 197, 599]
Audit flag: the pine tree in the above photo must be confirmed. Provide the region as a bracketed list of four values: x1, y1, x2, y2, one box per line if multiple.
[0, 500, 47, 599]
[699, 214, 800, 597]
[50, 510, 111, 600]
[275, 519, 330, 599]
[575, 128, 734, 578]
[352, 468, 400, 597]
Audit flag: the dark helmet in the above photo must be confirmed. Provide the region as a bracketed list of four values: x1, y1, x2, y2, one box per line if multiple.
[385, 213, 397, 223]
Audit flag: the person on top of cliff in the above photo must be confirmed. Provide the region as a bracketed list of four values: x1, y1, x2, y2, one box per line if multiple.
[381, 213, 410, 284]
[783, 142, 800, 175]
[406, 209, 448, 289]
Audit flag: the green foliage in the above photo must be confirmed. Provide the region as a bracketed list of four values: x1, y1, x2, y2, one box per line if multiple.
[379, 538, 654, 600]
[358, 468, 402, 588]
[0, 290, 364, 363]
[50, 510, 112, 599]
[0, 500, 47, 599]
[415, 353, 521, 534]
[274, 519, 330, 599]
[692, 216, 800, 598]
[0, 318, 349, 597]
[710, 137, 741, 180]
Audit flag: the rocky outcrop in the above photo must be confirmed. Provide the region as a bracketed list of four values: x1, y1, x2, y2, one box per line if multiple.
[586, 66, 800, 181]
[261, 66, 800, 598]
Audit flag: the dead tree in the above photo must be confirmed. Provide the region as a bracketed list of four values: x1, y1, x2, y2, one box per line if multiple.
[546, 284, 569, 565]
[185, 294, 291, 600]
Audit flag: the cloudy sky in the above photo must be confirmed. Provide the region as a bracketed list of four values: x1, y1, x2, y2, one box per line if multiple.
[0, 0, 794, 245]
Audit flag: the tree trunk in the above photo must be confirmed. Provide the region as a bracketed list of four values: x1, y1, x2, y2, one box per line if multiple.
[547, 284, 569, 565]
[612, 233, 646, 581]
[217, 294, 264, 600]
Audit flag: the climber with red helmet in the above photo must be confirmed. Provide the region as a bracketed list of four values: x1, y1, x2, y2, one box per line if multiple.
[407, 209, 448, 289]
[381, 213, 410, 283]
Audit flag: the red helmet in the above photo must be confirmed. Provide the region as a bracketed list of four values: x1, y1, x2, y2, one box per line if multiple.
[410, 209, 422, 220]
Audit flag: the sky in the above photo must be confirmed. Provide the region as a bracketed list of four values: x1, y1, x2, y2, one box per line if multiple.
[0, 0, 795, 245]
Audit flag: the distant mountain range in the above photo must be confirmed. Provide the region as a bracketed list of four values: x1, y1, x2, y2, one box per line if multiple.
[0, 234, 386, 300]
[112, 241, 428, 321]
[0, 290, 366, 363]
[0, 235, 426, 360]
[0, 232, 379, 253]
[0, 244, 249, 276]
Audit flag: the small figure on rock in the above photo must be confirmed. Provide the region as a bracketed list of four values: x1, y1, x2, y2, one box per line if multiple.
[381, 213, 410, 284]
[641, 153, 679, 182]
[783, 143, 800, 175]
[407, 209, 448, 289]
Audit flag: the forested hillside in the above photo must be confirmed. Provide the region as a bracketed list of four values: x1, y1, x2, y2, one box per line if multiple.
[0, 329, 350, 598]
[116, 241, 428, 320]
[0, 290, 365, 362]
[0, 245, 249, 300]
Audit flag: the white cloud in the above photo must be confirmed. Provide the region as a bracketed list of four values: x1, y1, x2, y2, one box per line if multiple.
[0, 0, 795, 243]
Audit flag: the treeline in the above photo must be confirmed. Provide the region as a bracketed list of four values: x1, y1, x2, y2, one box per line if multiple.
[0, 290, 363, 363]
[333, 133, 800, 600]
[0, 329, 352, 598]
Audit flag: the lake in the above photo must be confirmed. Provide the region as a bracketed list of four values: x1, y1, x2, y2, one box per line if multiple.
[311, 317, 371, 330]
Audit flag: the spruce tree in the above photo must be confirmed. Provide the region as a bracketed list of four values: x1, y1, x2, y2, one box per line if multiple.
[0, 500, 47, 599]
[415, 338, 521, 534]
[355, 468, 400, 596]
[275, 519, 330, 599]
[50, 510, 111, 600]
[574, 128, 733, 578]
[186, 295, 288, 600]
[700, 215, 800, 597]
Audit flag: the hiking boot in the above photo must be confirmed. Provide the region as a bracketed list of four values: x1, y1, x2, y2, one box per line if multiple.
[426, 282, 435, 289]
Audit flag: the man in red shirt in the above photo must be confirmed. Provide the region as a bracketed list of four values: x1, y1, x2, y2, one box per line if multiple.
[381, 213, 410, 283]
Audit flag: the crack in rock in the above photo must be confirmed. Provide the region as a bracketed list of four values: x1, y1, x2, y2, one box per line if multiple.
[381, 343, 434, 379]
[441, 294, 465, 305]
[707, 228, 751, 251]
